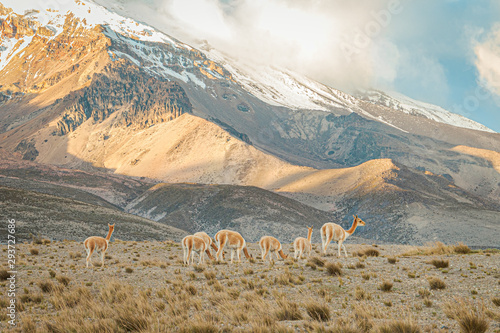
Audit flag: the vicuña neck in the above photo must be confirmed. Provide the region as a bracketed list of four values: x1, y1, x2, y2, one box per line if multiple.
[307, 229, 312, 242]
[346, 219, 359, 235]
[106, 228, 114, 241]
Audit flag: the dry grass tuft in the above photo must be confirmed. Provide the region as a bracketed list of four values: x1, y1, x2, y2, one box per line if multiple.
[428, 277, 446, 290]
[179, 321, 219, 333]
[403, 242, 471, 256]
[56, 275, 71, 286]
[492, 297, 500, 307]
[325, 262, 342, 276]
[0, 269, 10, 281]
[376, 319, 422, 333]
[275, 298, 303, 321]
[308, 257, 325, 267]
[204, 271, 216, 280]
[30, 248, 39, 255]
[355, 286, 371, 300]
[387, 256, 397, 264]
[305, 301, 330, 321]
[429, 259, 449, 268]
[38, 280, 62, 293]
[443, 298, 489, 333]
[379, 281, 393, 292]
[361, 248, 380, 257]
[453, 243, 471, 254]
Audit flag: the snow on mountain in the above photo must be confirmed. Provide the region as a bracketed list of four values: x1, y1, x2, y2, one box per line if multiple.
[0, 0, 495, 134]
[204, 48, 358, 112]
[356, 90, 495, 133]
[2, 0, 182, 45]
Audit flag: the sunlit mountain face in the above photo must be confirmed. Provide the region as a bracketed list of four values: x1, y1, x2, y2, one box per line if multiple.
[0, 0, 499, 246]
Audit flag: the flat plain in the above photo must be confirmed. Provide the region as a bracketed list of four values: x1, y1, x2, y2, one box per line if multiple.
[1, 240, 499, 332]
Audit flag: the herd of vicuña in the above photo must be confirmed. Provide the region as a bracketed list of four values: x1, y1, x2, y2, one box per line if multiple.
[84, 216, 366, 267]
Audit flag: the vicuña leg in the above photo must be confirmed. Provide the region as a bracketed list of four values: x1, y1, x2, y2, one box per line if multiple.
[263, 248, 269, 261]
[323, 235, 333, 255]
[216, 238, 226, 261]
[101, 251, 105, 267]
[341, 242, 348, 257]
[86, 245, 94, 268]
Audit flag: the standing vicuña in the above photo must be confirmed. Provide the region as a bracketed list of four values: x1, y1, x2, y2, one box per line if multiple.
[293, 226, 313, 259]
[259, 236, 287, 262]
[182, 235, 208, 265]
[214, 230, 252, 263]
[84, 223, 115, 268]
[193, 231, 218, 260]
[321, 215, 365, 257]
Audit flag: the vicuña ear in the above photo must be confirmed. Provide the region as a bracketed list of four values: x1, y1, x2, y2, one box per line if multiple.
[353, 215, 356, 219]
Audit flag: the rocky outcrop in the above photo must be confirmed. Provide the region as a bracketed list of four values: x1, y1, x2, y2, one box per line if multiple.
[54, 61, 192, 135]
[14, 138, 39, 161]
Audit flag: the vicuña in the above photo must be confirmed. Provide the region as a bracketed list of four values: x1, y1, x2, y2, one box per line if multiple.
[259, 236, 287, 262]
[182, 235, 208, 265]
[321, 215, 365, 257]
[214, 230, 252, 263]
[84, 223, 115, 268]
[193, 231, 217, 260]
[293, 226, 313, 259]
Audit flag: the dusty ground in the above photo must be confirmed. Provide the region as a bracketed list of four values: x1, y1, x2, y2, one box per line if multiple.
[1, 240, 499, 332]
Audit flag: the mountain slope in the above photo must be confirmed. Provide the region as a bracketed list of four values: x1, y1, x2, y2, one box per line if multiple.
[1, 0, 499, 245]
[0, 186, 188, 242]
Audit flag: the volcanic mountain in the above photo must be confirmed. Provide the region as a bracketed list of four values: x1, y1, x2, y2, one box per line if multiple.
[0, 0, 499, 245]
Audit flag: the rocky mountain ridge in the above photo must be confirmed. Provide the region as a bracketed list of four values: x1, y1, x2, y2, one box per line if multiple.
[0, 0, 499, 245]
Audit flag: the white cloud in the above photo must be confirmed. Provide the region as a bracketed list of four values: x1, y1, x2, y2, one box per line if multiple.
[107, 0, 407, 92]
[474, 24, 500, 96]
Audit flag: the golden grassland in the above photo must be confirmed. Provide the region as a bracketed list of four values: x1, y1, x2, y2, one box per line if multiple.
[1, 240, 499, 332]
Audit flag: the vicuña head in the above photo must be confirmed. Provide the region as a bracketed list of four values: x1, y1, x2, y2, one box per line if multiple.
[321, 215, 366, 257]
[193, 231, 217, 261]
[84, 223, 115, 268]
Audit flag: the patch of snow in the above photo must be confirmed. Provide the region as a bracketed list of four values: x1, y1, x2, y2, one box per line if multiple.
[184, 71, 206, 88]
[357, 90, 495, 133]
[0, 36, 33, 71]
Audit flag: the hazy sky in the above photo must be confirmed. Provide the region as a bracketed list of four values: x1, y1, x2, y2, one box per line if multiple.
[96, 0, 500, 132]
[6, 0, 500, 132]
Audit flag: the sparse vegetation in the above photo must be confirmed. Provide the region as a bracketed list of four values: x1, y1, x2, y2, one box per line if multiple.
[428, 277, 446, 290]
[376, 319, 422, 333]
[275, 298, 303, 321]
[305, 301, 330, 321]
[403, 242, 472, 256]
[1, 240, 497, 332]
[387, 256, 397, 264]
[0, 269, 10, 281]
[379, 281, 393, 292]
[308, 256, 325, 267]
[325, 262, 342, 276]
[443, 299, 489, 333]
[30, 248, 39, 255]
[429, 259, 449, 268]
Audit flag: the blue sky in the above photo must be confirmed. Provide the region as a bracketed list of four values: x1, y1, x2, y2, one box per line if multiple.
[380, 0, 500, 132]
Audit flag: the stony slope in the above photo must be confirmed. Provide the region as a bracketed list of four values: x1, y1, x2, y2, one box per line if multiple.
[0, 186, 188, 242]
